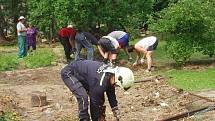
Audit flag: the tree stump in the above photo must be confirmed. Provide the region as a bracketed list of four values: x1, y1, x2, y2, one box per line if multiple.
[31, 91, 47, 107]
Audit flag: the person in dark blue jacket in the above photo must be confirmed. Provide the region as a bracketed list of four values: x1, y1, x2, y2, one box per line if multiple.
[61, 60, 134, 121]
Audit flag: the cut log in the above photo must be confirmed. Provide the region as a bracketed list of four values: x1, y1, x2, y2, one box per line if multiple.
[31, 91, 47, 107]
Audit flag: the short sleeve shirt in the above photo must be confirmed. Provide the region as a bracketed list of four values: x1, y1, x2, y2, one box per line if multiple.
[59, 28, 77, 40]
[108, 31, 127, 40]
[17, 22, 26, 36]
[102, 36, 119, 48]
[135, 36, 157, 49]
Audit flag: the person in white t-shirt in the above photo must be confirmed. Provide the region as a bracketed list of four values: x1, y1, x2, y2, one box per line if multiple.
[133, 36, 158, 72]
[17, 16, 27, 58]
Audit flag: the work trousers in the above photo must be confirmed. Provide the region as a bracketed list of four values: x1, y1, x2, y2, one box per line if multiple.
[59, 36, 72, 61]
[61, 68, 90, 120]
[75, 33, 94, 61]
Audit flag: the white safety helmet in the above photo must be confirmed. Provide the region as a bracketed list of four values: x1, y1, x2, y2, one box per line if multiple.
[103, 66, 134, 90]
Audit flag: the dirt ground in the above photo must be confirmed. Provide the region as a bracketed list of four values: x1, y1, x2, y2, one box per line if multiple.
[0, 47, 215, 121]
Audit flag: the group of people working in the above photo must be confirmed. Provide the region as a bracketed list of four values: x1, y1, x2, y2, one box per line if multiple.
[16, 16, 159, 121]
[58, 25, 158, 72]
[16, 16, 37, 58]
[59, 25, 158, 121]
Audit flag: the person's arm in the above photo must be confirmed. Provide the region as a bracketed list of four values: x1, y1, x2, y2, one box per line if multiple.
[106, 85, 120, 120]
[98, 45, 105, 58]
[133, 49, 141, 66]
[124, 47, 132, 60]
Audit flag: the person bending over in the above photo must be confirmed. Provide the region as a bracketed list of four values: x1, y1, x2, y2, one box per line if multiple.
[97, 36, 119, 65]
[61, 60, 134, 121]
[132, 36, 158, 72]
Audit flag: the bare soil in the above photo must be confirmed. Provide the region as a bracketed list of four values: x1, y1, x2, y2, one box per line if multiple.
[0, 47, 215, 121]
[0, 64, 215, 121]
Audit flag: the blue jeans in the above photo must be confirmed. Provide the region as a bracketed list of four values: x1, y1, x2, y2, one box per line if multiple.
[75, 33, 94, 60]
[18, 35, 27, 58]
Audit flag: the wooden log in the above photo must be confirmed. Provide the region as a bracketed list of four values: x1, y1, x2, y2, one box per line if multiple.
[31, 91, 47, 107]
[157, 104, 215, 121]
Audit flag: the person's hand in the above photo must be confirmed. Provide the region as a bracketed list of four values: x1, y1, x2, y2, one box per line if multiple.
[112, 106, 120, 121]
[133, 62, 138, 66]
[71, 48, 77, 53]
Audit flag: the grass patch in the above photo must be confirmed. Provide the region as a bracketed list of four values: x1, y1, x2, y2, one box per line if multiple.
[24, 48, 56, 68]
[165, 68, 215, 91]
[0, 53, 19, 71]
[0, 47, 56, 71]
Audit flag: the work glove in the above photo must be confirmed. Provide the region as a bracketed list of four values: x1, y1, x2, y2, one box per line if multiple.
[112, 106, 121, 121]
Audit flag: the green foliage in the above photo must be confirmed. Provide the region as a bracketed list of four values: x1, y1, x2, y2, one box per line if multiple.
[27, 0, 155, 39]
[0, 53, 18, 71]
[149, 0, 215, 65]
[165, 35, 194, 65]
[166, 67, 215, 91]
[24, 48, 56, 68]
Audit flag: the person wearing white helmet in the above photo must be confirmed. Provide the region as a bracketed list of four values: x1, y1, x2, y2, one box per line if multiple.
[17, 16, 27, 58]
[61, 60, 134, 121]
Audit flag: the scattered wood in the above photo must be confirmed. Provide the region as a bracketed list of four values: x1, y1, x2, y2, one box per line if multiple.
[31, 91, 47, 107]
[158, 104, 215, 121]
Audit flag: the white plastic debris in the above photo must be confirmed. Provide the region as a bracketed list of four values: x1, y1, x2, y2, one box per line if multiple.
[160, 102, 168, 107]
[154, 92, 160, 98]
[124, 91, 130, 95]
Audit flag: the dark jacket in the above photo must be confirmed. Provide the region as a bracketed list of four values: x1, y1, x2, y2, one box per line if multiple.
[61, 60, 118, 119]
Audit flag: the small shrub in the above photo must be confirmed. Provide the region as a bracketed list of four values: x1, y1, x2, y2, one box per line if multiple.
[24, 48, 56, 68]
[166, 35, 194, 66]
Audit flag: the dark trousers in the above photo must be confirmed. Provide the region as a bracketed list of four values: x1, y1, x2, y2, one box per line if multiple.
[61, 68, 90, 120]
[59, 36, 72, 61]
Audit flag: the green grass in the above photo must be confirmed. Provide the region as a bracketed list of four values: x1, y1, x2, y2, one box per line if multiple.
[118, 39, 215, 92]
[165, 68, 215, 91]
[24, 48, 56, 68]
[0, 53, 19, 71]
[0, 48, 56, 71]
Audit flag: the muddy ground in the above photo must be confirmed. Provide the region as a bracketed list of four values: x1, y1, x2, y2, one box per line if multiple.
[0, 47, 215, 121]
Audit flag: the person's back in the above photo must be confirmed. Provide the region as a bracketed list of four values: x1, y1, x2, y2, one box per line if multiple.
[61, 60, 118, 121]
[63, 60, 109, 90]
[108, 31, 127, 40]
[136, 36, 157, 49]
[59, 28, 76, 39]
[83, 32, 98, 45]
